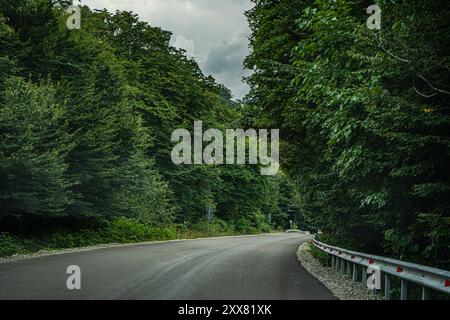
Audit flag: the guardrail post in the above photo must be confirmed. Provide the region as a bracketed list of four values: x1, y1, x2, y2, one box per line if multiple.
[340, 259, 345, 274]
[335, 257, 340, 271]
[352, 264, 357, 281]
[331, 256, 335, 269]
[362, 266, 367, 285]
[384, 274, 391, 300]
[346, 261, 351, 277]
[422, 287, 430, 300]
[400, 280, 408, 300]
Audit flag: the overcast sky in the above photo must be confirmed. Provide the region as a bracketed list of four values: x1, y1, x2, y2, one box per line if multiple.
[80, 0, 253, 100]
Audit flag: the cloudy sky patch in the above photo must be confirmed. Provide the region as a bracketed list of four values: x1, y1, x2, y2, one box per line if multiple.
[80, 0, 253, 100]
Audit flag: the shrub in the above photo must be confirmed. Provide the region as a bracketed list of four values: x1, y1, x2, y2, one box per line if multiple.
[0, 232, 28, 256]
[104, 217, 147, 243]
[307, 242, 330, 266]
[103, 217, 177, 243]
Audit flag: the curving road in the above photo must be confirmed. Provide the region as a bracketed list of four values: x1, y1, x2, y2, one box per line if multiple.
[0, 233, 336, 300]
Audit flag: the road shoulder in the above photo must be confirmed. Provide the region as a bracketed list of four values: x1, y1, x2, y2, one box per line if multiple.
[296, 242, 383, 300]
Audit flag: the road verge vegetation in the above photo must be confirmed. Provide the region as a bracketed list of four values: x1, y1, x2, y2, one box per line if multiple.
[0, 217, 275, 258]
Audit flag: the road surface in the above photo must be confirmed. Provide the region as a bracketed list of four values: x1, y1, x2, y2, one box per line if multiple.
[0, 233, 336, 300]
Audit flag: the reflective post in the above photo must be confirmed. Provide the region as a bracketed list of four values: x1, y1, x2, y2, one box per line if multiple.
[422, 287, 430, 300]
[362, 266, 367, 285]
[400, 280, 408, 300]
[352, 264, 357, 282]
[340, 259, 345, 274]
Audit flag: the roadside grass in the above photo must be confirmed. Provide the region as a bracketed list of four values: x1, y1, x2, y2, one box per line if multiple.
[0, 217, 176, 257]
[0, 217, 274, 258]
[307, 241, 330, 267]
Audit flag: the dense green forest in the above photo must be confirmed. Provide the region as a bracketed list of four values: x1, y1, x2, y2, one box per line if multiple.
[0, 0, 448, 271]
[0, 0, 304, 256]
[244, 0, 449, 269]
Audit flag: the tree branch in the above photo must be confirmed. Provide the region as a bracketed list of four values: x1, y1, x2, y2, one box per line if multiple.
[416, 73, 450, 95]
[377, 33, 410, 63]
[376, 32, 450, 96]
[412, 86, 438, 98]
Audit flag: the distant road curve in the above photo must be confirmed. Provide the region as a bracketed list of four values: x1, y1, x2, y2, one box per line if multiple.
[0, 233, 336, 300]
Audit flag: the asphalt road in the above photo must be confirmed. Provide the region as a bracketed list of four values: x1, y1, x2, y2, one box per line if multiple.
[0, 233, 336, 300]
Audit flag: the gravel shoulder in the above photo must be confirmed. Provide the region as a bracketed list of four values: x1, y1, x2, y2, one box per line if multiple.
[297, 242, 383, 300]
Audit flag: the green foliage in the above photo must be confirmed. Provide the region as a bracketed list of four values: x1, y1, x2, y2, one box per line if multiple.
[245, 0, 450, 268]
[178, 218, 236, 238]
[232, 209, 272, 234]
[0, 1, 176, 223]
[307, 242, 329, 267]
[0, 232, 28, 256]
[0, 77, 73, 216]
[104, 217, 176, 243]
[0, 217, 177, 257]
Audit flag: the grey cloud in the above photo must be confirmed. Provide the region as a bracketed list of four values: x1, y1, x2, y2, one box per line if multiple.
[202, 31, 250, 99]
[204, 41, 245, 74]
[82, 0, 253, 99]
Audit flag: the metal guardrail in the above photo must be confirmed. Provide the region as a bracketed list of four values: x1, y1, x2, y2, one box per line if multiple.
[312, 238, 450, 300]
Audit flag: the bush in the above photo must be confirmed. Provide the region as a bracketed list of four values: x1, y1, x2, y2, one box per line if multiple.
[231, 210, 272, 235]
[307, 242, 329, 266]
[104, 217, 148, 243]
[178, 218, 236, 238]
[0, 217, 179, 257]
[103, 217, 176, 243]
[0, 232, 28, 256]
